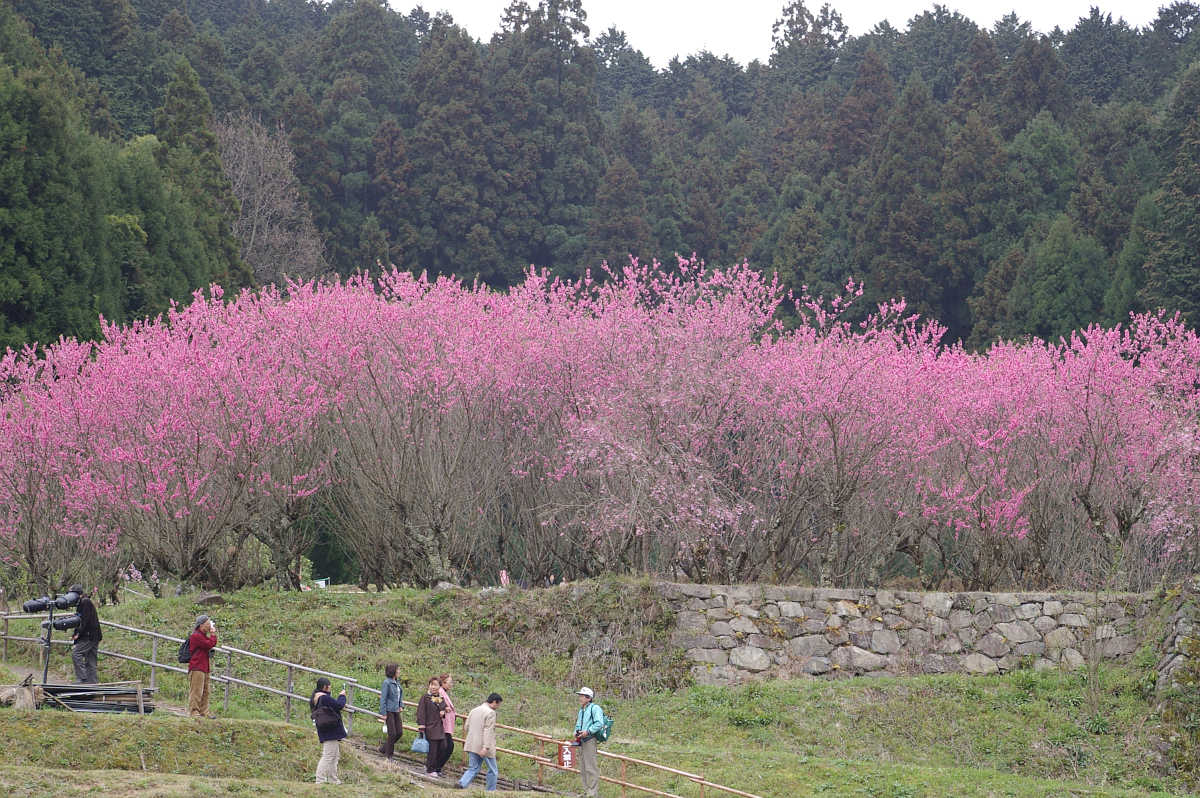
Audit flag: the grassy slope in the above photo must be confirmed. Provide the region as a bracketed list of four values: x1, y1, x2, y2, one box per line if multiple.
[1, 578, 1186, 797]
[0, 763, 471, 798]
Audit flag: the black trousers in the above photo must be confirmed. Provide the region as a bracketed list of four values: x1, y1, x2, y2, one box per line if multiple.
[379, 711, 403, 757]
[72, 639, 99, 683]
[437, 735, 455, 772]
[425, 736, 447, 773]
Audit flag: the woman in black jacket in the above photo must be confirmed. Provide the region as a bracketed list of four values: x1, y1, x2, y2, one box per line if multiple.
[71, 596, 102, 684]
[310, 677, 347, 784]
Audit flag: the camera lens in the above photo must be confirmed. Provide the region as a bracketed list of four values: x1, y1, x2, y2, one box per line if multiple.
[53, 590, 81, 610]
[52, 614, 81, 631]
[42, 614, 81, 631]
[23, 596, 51, 613]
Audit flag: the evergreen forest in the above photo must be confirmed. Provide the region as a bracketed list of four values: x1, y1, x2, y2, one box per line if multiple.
[3, 0, 1200, 350]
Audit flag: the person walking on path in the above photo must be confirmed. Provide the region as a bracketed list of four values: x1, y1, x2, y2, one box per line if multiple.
[455, 693, 502, 791]
[377, 663, 403, 759]
[187, 615, 218, 718]
[416, 676, 448, 778]
[70, 595, 102, 684]
[573, 687, 605, 797]
[310, 677, 348, 784]
[437, 672, 457, 773]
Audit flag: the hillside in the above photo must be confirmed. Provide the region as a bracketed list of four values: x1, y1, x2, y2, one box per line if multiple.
[3, 0, 1200, 349]
[2, 579, 1191, 797]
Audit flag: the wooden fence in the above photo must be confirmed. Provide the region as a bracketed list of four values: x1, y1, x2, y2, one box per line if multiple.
[1, 612, 763, 798]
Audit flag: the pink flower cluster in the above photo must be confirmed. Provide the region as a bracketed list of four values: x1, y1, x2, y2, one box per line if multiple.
[2, 259, 1198, 591]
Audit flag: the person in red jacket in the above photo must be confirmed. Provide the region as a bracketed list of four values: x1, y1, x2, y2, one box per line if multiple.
[188, 614, 218, 718]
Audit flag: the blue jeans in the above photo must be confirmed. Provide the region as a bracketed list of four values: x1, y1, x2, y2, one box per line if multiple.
[458, 752, 499, 790]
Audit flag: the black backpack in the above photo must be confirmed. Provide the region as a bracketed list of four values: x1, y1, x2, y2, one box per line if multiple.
[177, 637, 191, 664]
[311, 698, 341, 732]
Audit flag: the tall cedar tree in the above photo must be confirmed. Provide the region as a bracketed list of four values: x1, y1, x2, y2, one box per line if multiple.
[856, 74, 946, 321]
[406, 22, 504, 282]
[996, 37, 1071, 138]
[1142, 118, 1200, 325]
[936, 112, 1010, 340]
[154, 58, 248, 288]
[1060, 8, 1142, 104]
[589, 156, 653, 267]
[1009, 214, 1108, 339]
[769, 1, 848, 93]
[894, 6, 979, 103]
[487, 0, 602, 276]
[830, 48, 895, 171]
[950, 32, 1001, 124]
[370, 117, 418, 268]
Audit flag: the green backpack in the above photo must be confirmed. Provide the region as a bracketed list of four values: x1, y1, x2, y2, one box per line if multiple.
[591, 704, 613, 743]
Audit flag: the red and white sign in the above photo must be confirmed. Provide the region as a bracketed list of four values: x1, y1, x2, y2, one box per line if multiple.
[557, 742, 574, 769]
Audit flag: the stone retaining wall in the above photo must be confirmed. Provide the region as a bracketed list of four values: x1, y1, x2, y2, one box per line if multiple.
[1156, 577, 1200, 692]
[657, 582, 1156, 686]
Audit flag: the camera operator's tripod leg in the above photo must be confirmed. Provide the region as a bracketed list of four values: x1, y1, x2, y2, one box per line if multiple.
[41, 610, 53, 685]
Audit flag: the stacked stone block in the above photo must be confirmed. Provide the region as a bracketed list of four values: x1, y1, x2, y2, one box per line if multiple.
[659, 583, 1152, 686]
[1156, 577, 1200, 692]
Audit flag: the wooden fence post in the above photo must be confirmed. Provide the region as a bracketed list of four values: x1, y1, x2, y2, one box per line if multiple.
[136, 680, 145, 716]
[537, 739, 545, 786]
[149, 638, 158, 691]
[223, 651, 232, 712]
[285, 665, 294, 722]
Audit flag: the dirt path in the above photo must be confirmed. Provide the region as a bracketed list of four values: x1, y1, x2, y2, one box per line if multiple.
[346, 738, 562, 794]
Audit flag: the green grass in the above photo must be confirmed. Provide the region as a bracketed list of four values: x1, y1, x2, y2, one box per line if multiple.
[1, 579, 1189, 797]
[0, 710, 374, 782]
[0, 763, 477, 798]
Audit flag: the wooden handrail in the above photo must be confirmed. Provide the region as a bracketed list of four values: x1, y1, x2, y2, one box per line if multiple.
[1, 611, 763, 798]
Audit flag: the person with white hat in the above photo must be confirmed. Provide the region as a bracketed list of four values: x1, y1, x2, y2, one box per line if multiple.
[573, 686, 604, 796]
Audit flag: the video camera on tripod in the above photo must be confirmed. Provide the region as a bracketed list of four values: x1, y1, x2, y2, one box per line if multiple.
[24, 587, 83, 614]
[24, 585, 85, 683]
[27, 587, 84, 631]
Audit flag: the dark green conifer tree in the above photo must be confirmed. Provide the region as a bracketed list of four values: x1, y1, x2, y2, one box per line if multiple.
[1142, 118, 1200, 324]
[154, 58, 248, 287]
[855, 74, 945, 320]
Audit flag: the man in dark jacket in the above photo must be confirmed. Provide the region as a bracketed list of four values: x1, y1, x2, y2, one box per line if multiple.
[187, 614, 218, 718]
[70, 595, 102, 684]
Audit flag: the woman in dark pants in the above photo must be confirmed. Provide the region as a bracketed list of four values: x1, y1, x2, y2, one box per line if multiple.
[377, 663, 403, 759]
[415, 676, 447, 777]
[71, 596, 102, 683]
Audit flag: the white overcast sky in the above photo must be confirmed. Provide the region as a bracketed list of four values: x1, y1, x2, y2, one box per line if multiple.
[400, 1, 1163, 67]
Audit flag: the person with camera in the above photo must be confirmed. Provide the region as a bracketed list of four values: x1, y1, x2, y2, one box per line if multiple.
[573, 687, 605, 797]
[187, 615, 218, 718]
[70, 595, 102, 683]
[310, 677, 348, 784]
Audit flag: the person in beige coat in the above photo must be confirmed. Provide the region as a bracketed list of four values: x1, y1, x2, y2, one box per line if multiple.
[455, 693, 502, 791]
